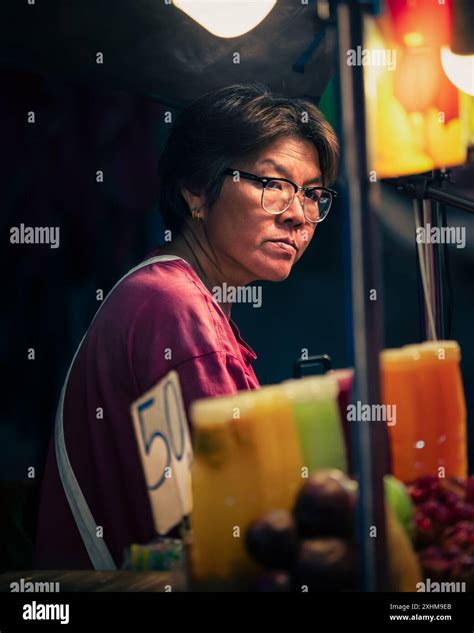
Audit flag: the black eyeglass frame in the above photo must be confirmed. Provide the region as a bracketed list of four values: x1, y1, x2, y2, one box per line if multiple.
[223, 168, 337, 224]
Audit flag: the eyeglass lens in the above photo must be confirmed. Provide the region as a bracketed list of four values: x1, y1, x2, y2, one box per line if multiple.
[262, 180, 332, 222]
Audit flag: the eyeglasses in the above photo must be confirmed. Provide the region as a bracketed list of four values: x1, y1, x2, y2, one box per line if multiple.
[223, 168, 337, 224]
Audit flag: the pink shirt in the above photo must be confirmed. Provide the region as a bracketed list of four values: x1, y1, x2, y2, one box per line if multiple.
[34, 254, 260, 569]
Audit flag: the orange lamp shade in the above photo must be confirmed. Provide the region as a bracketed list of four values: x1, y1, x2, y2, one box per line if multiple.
[364, 0, 468, 178]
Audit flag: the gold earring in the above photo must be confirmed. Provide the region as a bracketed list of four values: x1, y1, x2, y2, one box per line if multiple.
[191, 207, 202, 221]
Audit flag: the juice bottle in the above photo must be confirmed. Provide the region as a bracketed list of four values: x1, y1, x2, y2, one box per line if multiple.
[380, 348, 420, 482]
[410, 341, 467, 478]
[189, 391, 261, 587]
[403, 344, 445, 478]
[248, 384, 304, 513]
[381, 342, 468, 482]
[329, 369, 354, 473]
[281, 376, 348, 474]
[189, 385, 303, 588]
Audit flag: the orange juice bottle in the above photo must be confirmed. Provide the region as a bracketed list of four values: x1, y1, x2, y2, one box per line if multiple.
[380, 348, 421, 482]
[403, 344, 447, 478]
[410, 341, 467, 478]
[381, 342, 468, 482]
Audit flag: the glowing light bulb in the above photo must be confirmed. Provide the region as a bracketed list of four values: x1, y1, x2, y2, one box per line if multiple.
[441, 46, 474, 96]
[404, 31, 424, 48]
[172, 0, 277, 38]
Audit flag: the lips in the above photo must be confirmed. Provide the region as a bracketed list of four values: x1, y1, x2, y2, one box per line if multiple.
[266, 239, 297, 252]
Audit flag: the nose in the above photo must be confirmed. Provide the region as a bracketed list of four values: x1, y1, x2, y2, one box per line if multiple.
[278, 188, 306, 227]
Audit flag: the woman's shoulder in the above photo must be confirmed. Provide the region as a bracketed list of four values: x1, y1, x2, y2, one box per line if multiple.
[98, 256, 226, 357]
[122, 256, 219, 317]
[119, 256, 205, 303]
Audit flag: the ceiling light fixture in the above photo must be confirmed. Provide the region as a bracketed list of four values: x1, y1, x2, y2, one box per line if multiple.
[172, 0, 277, 39]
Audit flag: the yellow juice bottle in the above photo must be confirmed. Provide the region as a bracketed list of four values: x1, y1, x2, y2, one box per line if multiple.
[245, 385, 304, 513]
[189, 385, 304, 588]
[189, 392, 261, 587]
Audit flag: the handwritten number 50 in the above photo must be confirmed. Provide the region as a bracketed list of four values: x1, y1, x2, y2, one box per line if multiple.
[137, 378, 186, 491]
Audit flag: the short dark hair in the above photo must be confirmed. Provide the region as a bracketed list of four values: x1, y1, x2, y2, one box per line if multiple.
[158, 83, 339, 234]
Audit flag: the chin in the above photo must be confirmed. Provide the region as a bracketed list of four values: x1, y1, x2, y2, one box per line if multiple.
[258, 262, 293, 282]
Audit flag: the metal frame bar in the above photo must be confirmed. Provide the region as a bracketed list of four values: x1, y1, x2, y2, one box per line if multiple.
[387, 170, 474, 340]
[335, 0, 389, 592]
[413, 197, 445, 341]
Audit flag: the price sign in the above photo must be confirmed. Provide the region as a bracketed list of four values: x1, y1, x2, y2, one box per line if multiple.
[130, 370, 193, 535]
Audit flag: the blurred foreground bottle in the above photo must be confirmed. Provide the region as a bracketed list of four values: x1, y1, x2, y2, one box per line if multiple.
[281, 375, 348, 474]
[189, 386, 302, 589]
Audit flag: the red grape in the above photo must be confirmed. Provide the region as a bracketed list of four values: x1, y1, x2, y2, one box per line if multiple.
[415, 514, 432, 532]
[459, 503, 474, 521]
[444, 522, 474, 549]
[409, 486, 429, 504]
[441, 491, 459, 508]
[432, 505, 453, 526]
[420, 500, 440, 518]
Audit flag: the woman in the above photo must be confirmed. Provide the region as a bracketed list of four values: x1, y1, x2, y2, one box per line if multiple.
[34, 83, 339, 570]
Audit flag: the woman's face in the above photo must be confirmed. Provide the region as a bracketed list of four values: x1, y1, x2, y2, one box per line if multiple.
[203, 136, 322, 285]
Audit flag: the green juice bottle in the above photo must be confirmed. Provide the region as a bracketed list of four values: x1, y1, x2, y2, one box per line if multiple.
[281, 375, 348, 474]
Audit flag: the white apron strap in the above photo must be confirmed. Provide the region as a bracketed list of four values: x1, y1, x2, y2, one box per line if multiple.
[55, 255, 186, 570]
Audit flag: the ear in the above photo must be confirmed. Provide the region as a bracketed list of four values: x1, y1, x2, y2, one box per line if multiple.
[181, 187, 207, 218]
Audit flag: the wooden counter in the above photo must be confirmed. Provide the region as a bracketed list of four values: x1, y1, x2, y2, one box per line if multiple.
[0, 569, 187, 592]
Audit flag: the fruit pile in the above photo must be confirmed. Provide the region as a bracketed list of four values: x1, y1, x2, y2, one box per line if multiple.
[246, 470, 356, 592]
[408, 475, 474, 590]
[244, 469, 420, 592]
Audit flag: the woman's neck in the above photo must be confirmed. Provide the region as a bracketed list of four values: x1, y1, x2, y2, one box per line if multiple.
[158, 229, 233, 320]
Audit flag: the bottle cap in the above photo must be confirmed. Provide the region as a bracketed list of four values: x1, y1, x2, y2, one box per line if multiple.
[404, 340, 460, 362]
[380, 347, 416, 364]
[190, 394, 239, 428]
[419, 340, 461, 361]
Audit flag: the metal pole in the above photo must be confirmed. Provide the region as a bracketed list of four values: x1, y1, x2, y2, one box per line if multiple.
[425, 186, 474, 213]
[413, 196, 445, 341]
[414, 200, 428, 340]
[335, 0, 389, 591]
